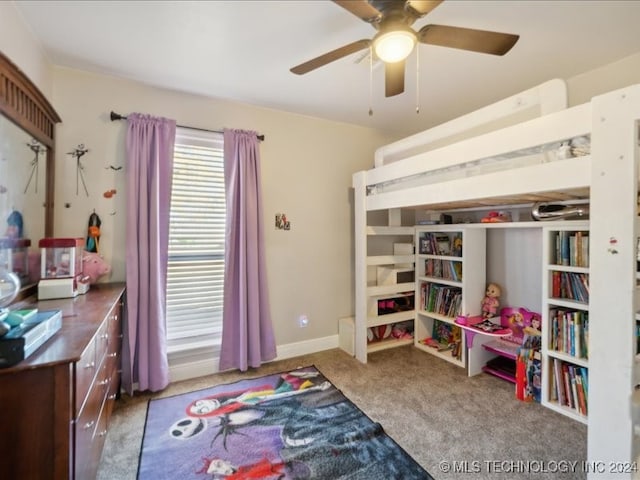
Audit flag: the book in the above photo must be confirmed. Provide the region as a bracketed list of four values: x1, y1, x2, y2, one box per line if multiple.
[560, 231, 570, 266]
[552, 271, 561, 298]
[6, 308, 38, 326]
[419, 337, 452, 351]
[575, 372, 588, 415]
[562, 363, 573, 408]
[468, 318, 510, 334]
[553, 359, 566, 406]
[435, 234, 451, 256]
[568, 365, 579, 412]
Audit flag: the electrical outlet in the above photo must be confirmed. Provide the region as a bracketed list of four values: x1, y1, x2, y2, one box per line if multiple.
[298, 314, 309, 328]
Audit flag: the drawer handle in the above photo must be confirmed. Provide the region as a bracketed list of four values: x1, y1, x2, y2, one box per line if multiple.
[98, 379, 109, 386]
[99, 429, 108, 437]
[84, 420, 95, 430]
[108, 352, 118, 358]
[84, 361, 95, 370]
[100, 333, 109, 340]
[108, 393, 117, 400]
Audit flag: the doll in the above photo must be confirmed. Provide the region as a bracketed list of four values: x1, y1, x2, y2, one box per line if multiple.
[481, 283, 501, 319]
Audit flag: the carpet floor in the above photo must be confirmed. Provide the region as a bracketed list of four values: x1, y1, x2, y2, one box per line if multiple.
[137, 365, 433, 479]
[97, 346, 587, 480]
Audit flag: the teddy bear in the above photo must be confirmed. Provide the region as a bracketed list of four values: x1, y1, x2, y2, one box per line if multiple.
[481, 283, 501, 319]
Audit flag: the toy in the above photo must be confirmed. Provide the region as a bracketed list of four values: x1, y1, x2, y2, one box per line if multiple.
[82, 251, 111, 284]
[38, 238, 85, 299]
[5, 210, 23, 239]
[481, 283, 501, 319]
[480, 210, 512, 223]
[86, 212, 101, 253]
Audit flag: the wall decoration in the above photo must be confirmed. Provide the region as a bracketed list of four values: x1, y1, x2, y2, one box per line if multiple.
[24, 139, 45, 194]
[275, 213, 290, 230]
[67, 144, 90, 196]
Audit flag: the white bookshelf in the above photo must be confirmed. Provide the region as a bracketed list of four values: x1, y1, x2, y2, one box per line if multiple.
[353, 209, 415, 363]
[414, 226, 487, 373]
[540, 222, 590, 424]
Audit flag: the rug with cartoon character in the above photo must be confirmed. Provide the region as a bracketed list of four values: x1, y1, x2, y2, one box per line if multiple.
[137, 366, 433, 479]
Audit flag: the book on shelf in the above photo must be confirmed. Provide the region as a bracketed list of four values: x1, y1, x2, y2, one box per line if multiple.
[552, 358, 588, 415]
[424, 258, 462, 282]
[553, 358, 566, 406]
[451, 233, 463, 257]
[554, 231, 589, 267]
[428, 319, 462, 359]
[549, 308, 589, 359]
[435, 234, 451, 256]
[562, 363, 574, 410]
[419, 337, 452, 352]
[553, 271, 589, 303]
[419, 232, 460, 257]
[574, 369, 588, 415]
[420, 282, 462, 317]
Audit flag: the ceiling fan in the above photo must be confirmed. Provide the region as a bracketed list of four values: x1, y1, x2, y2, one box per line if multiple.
[290, 0, 519, 97]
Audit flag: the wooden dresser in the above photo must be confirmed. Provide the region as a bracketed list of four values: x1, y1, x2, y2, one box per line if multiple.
[0, 283, 125, 480]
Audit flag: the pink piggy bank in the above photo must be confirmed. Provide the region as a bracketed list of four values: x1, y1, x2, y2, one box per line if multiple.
[82, 251, 112, 284]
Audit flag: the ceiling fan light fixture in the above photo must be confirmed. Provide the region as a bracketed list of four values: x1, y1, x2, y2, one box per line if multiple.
[373, 29, 416, 63]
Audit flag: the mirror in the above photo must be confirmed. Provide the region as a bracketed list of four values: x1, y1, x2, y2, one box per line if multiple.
[0, 116, 47, 286]
[0, 50, 61, 300]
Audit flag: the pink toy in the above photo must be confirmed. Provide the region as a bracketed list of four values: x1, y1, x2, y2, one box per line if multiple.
[82, 250, 111, 284]
[481, 283, 501, 319]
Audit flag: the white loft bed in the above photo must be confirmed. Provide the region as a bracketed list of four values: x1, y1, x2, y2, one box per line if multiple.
[353, 80, 640, 478]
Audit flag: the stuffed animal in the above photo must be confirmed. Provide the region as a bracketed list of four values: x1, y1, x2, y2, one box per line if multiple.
[82, 251, 111, 284]
[481, 283, 501, 319]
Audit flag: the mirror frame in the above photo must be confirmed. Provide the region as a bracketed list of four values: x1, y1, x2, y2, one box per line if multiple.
[0, 50, 61, 300]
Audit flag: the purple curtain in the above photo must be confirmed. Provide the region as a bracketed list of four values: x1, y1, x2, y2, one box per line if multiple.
[122, 113, 176, 393]
[219, 129, 276, 371]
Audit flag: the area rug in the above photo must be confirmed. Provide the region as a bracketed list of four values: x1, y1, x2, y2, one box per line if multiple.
[137, 365, 433, 479]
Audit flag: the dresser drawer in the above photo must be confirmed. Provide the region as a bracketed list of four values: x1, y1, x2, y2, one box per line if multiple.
[74, 340, 97, 415]
[77, 366, 119, 480]
[94, 316, 110, 369]
[75, 371, 108, 480]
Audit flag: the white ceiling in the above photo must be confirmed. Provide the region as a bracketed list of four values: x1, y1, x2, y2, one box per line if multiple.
[14, 0, 640, 136]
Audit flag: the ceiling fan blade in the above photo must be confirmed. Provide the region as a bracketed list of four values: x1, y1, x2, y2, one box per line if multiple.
[418, 24, 519, 55]
[290, 39, 371, 75]
[406, 0, 443, 17]
[333, 0, 382, 23]
[385, 60, 405, 97]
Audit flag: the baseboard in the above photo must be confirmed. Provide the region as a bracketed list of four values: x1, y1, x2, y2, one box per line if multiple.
[168, 334, 339, 383]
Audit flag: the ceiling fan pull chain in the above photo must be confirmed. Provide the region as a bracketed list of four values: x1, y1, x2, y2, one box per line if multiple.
[369, 45, 373, 116]
[416, 50, 420, 114]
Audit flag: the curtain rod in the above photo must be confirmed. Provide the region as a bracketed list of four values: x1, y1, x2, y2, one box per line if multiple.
[109, 111, 265, 141]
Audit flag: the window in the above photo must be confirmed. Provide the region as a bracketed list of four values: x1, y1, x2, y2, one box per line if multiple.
[165, 127, 225, 356]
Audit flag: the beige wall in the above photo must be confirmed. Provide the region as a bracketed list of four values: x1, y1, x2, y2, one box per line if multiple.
[567, 52, 640, 106]
[51, 66, 397, 347]
[0, 2, 52, 98]
[3, 0, 640, 353]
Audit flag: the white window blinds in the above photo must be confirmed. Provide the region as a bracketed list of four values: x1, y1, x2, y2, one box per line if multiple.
[166, 127, 225, 354]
